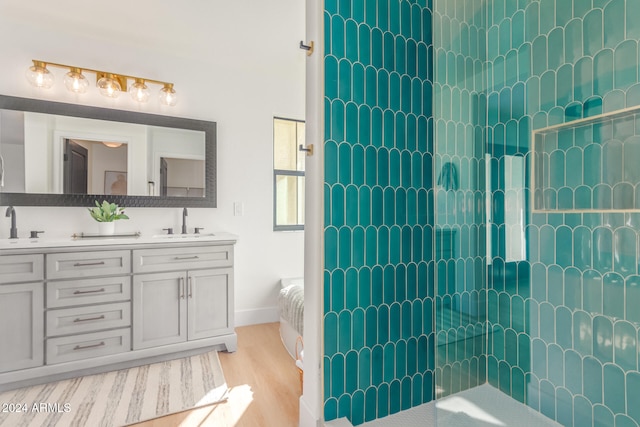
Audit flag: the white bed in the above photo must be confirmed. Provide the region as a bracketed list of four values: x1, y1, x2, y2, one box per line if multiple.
[278, 278, 304, 360]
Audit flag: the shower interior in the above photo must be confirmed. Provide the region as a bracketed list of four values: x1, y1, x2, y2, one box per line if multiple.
[429, 0, 640, 425]
[429, 0, 640, 424]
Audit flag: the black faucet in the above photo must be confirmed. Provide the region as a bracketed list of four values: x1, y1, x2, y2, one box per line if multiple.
[5, 206, 17, 239]
[182, 208, 188, 234]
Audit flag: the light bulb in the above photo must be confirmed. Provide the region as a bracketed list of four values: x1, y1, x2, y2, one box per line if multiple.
[159, 84, 178, 106]
[102, 142, 123, 148]
[129, 78, 150, 103]
[63, 68, 89, 93]
[25, 61, 54, 89]
[97, 74, 122, 98]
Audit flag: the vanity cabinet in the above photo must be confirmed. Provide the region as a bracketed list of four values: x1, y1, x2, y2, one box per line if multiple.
[46, 250, 130, 279]
[0, 283, 44, 373]
[0, 236, 237, 392]
[47, 276, 131, 308]
[187, 268, 233, 340]
[132, 246, 233, 350]
[44, 250, 132, 365]
[0, 255, 45, 373]
[133, 271, 186, 349]
[132, 245, 233, 272]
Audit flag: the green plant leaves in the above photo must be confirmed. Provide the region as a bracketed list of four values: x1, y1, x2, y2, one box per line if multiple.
[88, 200, 129, 222]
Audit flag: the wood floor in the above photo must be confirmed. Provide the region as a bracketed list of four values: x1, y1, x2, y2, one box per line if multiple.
[132, 323, 301, 427]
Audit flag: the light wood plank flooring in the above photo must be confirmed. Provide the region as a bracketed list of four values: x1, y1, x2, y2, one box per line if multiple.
[132, 323, 301, 427]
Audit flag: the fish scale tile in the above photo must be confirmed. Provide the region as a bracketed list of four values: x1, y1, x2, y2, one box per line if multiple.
[325, 0, 640, 425]
[482, 0, 640, 426]
[324, 1, 436, 425]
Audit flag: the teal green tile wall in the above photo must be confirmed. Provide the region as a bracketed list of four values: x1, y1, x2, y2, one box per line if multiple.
[323, 0, 436, 424]
[484, 1, 640, 426]
[324, 0, 640, 425]
[533, 112, 640, 211]
[432, 0, 488, 398]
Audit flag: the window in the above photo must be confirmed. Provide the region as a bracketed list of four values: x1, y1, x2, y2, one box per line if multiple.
[485, 153, 526, 264]
[504, 155, 526, 262]
[273, 117, 305, 230]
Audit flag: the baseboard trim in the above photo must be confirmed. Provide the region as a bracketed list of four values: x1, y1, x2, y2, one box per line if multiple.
[299, 395, 323, 427]
[235, 306, 279, 327]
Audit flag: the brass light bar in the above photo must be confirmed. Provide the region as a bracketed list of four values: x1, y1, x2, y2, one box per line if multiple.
[26, 59, 177, 105]
[32, 60, 173, 88]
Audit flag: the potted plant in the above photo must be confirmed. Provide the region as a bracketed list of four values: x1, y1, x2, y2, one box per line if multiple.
[89, 200, 129, 235]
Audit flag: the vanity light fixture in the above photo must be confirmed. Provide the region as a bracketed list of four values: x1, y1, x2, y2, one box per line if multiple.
[96, 73, 124, 98]
[129, 78, 150, 103]
[25, 60, 54, 89]
[25, 59, 177, 106]
[63, 67, 89, 93]
[159, 83, 178, 106]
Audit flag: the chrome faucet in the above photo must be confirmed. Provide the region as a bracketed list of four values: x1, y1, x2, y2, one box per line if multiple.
[5, 206, 17, 239]
[182, 208, 188, 234]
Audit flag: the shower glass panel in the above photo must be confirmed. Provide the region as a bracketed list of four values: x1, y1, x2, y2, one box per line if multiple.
[432, 0, 488, 407]
[433, 0, 541, 422]
[434, 0, 640, 426]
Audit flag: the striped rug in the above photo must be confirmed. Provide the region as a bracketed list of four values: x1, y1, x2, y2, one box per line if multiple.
[0, 350, 228, 427]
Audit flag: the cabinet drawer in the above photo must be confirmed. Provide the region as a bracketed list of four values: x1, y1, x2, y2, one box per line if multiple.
[47, 276, 131, 308]
[47, 250, 131, 279]
[46, 302, 131, 337]
[0, 254, 44, 284]
[133, 245, 233, 273]
[46, 328, 131, 365]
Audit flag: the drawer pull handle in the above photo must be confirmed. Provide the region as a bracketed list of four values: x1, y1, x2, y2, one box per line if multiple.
[73, 261, 106, 267]
[73, 288, 106, 295]
[173, 256, 200, 260]
[73, 315, 106, 323]
[73, 341, 105, 351]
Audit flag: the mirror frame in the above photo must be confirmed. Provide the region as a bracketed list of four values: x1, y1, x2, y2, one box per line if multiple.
[0, 95, 216, 208]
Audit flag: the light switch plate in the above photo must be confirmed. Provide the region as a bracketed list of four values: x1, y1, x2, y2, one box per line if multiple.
[234, 202, 244, 216]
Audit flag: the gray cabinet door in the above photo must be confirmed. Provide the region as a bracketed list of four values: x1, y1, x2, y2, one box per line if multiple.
[187, 268, 233, 340]
[0, 283, 44, 373]
[132, 271, 187, 350]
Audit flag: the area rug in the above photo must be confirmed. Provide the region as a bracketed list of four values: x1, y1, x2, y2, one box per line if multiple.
[0, 350, 228, 427]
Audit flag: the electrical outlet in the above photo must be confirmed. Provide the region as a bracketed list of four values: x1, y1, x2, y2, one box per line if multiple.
[234, 202, 244, 216]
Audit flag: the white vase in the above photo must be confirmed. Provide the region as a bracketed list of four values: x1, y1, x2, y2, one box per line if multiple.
[98, 222, 116, 235]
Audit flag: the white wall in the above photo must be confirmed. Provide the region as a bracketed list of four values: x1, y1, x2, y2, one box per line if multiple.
[0, 0, 306, 325]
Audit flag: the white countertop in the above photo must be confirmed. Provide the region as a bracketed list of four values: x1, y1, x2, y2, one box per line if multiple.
[0, 231, 239, 250]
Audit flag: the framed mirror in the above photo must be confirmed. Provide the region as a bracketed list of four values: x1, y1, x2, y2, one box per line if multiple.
[0, 95, 216, 207]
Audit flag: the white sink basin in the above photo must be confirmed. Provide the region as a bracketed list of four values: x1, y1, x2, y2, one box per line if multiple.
[0, 238, 44, 246]
[152, 233, 216, 239]
[148, 232, 238, 243]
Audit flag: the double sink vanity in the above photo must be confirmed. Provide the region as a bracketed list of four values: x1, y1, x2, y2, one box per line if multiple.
[0, 232, 238, 392]
[0, 94, 236, 392]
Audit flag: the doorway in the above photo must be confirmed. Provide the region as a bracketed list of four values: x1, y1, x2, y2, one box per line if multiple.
[63, 139, 88, 194]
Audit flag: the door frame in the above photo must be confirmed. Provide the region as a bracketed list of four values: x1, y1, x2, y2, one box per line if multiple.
[300, 0, 324, 425]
